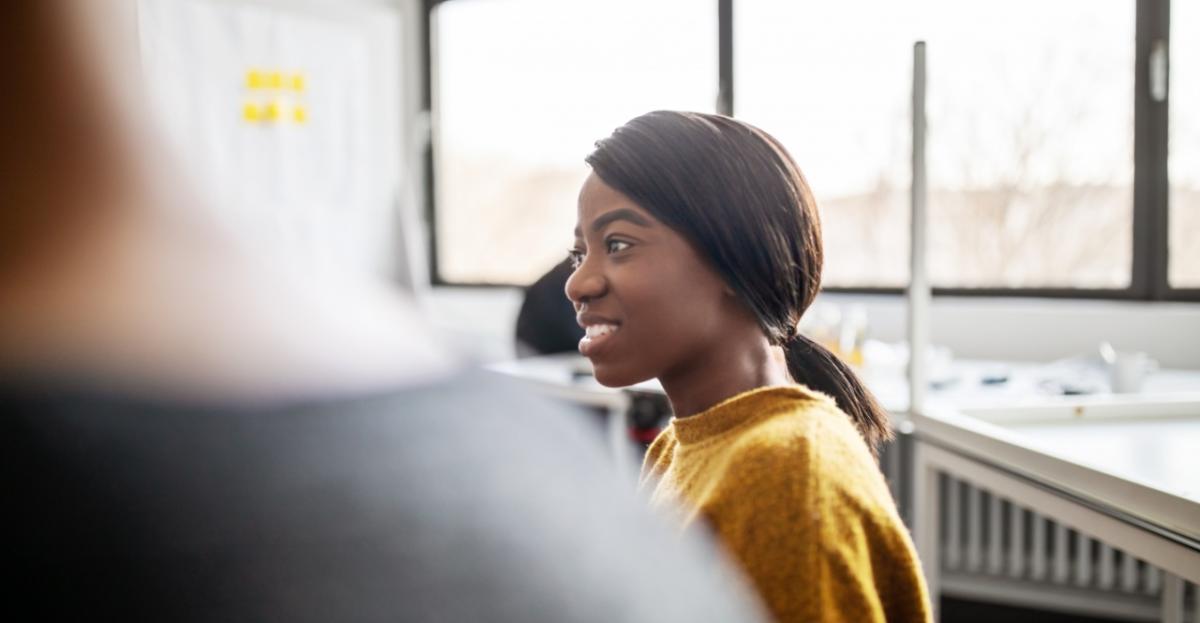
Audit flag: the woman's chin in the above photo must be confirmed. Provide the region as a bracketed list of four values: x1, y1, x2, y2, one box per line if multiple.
[591, 362, 649, 389]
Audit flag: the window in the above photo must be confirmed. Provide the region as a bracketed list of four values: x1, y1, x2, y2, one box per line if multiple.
[735, 1, 914, 287]
[1170, 0, 1200, 287]
[736, 0, 1135, 289]
[431, 0, 717, 285]
[425, 0, 1195, 301]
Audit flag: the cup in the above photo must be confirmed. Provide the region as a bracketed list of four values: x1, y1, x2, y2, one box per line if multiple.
[1108, 350, 1158, 393]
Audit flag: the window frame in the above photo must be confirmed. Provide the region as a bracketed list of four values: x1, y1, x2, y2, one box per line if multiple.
[422, 0, 1198, 301]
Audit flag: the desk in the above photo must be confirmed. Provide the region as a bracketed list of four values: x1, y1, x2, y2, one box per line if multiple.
[911, 399, 1200, 622]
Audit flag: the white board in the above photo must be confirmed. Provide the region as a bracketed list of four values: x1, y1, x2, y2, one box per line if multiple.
[137, 0, 406, 282]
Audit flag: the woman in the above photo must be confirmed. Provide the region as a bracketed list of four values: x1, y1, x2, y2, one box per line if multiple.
[566, 111, 930, 622]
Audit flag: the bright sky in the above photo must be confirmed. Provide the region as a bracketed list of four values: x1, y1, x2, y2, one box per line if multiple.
[430, 0, 1185, 198]
[737, 0, 1136, 195]
[434, 0, 717, 168]
[1172, 0, 1199, 187]
[432, 0, 1197, 284]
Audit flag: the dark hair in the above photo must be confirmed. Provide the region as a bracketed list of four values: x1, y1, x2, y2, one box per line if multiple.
[585, 111, 891, 456]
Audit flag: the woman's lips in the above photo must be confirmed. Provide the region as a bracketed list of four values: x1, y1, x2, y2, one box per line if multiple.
[578, 323, 620, 357]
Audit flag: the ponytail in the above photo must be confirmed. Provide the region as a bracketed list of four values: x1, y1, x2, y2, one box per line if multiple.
[783, 334, 892, 459]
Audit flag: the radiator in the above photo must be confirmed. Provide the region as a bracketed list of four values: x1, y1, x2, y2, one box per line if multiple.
[938, 472, 1199, 621]
[883, 432, 1199, 623]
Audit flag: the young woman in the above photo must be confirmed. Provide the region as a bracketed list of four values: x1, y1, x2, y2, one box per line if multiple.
[567, 111, 931, 622]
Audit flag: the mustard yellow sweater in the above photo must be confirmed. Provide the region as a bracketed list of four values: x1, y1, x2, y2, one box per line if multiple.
[641, 385, 931, 623]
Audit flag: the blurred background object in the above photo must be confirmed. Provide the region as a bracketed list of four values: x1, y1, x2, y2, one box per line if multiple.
[515, 259, 584, 357]
[138, 0, 418, 287]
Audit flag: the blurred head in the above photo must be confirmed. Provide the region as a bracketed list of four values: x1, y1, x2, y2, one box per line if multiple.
[0, 0, 145, 275]
[567, 110, 890, 455]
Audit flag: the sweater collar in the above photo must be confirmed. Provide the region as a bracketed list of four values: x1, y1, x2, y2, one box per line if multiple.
[670, 384, 829, 446]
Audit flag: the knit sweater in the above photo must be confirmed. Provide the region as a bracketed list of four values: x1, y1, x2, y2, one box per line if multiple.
[641, 385, 931, 623]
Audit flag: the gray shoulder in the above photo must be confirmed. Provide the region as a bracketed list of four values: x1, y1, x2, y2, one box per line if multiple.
[364, 370, 766, 622]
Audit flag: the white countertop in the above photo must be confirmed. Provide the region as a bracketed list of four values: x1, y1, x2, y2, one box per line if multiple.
[492, 353, 1200, 543]
[1001, 415, 1200, 507]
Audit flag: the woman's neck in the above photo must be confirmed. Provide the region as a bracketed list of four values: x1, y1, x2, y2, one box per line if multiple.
[659, 330, 792, 419]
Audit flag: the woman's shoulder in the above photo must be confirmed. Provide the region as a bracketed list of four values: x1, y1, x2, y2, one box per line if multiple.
[729, 386, 859, 453]
[722, 389, 890, 500]
[639, 424, 678, 485]
[645, 423, 678, 457]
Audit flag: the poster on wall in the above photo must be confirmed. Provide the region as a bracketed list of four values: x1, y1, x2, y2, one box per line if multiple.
[137, 0, 404, 281]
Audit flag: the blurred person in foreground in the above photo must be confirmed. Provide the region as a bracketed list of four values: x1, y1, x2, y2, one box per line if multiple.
[0, 3, 763, 621]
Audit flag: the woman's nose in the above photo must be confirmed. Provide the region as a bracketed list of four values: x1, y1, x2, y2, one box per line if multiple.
[565, 258, 606, 307]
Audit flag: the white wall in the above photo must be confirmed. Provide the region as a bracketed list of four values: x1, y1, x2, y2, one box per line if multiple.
[821, 293, 1200, 368]
[419, 287, 1200, 369]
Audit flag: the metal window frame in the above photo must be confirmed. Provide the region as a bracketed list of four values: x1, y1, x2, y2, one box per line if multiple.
[422, 0, 1198, 302]
[1135, 0, 1171, 300]
[421, 0, 443, 286]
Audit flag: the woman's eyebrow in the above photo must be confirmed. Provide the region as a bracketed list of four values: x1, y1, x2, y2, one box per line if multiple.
[585, 208, 653, 236]
[573, 208, 653, 238]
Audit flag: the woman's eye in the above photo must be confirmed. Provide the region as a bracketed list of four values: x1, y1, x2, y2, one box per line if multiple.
[606, 239, 631, 254]
[567, 248, 584, 269]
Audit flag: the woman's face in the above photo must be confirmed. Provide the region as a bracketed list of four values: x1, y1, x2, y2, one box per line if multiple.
[565, 173, 743, 387]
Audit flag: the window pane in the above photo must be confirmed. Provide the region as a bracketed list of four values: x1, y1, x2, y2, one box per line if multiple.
[736, 1, 1134, 289]
[433, 0, 717, 285]
[1171, 0, 1200, 287]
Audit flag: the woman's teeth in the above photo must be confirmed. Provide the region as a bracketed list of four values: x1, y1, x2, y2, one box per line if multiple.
[585, 324, 619, 338]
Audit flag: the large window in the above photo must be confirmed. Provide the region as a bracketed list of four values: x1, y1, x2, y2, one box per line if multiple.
[426, 0, 1196, 300]
[734, 1, 916, 287]
[431, 0, 717, 285]
[1171, 0, 1199, 287]
[736, 0, 1135, 289]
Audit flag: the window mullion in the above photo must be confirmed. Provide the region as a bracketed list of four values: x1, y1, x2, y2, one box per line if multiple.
[719, 0, 734, 116]
[1132, 0, 1170, 299]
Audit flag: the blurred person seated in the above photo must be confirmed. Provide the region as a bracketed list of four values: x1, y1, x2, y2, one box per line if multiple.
[0, 3, 763, 621]
[516, 259, 585, 357]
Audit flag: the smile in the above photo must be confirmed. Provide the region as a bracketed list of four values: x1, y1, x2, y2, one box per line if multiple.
[579, 323, 620, 357]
